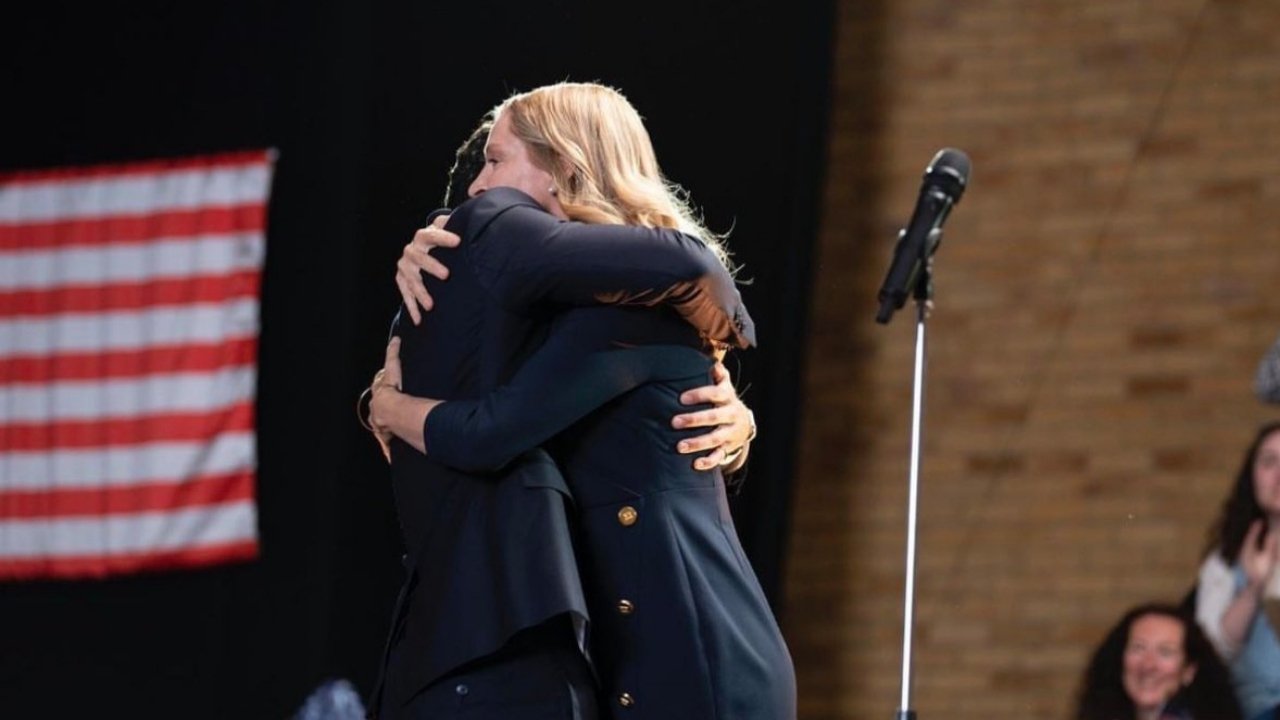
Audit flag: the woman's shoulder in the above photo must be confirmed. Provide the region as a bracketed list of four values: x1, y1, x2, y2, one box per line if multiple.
[445, 187, 549, 240]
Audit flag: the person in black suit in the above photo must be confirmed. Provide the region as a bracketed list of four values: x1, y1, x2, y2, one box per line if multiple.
[372, 82, 794, 720]
[366, 91, 758, 719]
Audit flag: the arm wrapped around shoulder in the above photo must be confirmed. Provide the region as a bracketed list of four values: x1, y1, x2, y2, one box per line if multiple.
[460, 188, 756, 349]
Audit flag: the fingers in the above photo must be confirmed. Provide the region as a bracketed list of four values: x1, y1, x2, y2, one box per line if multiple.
[407, 229, 453, 280]
[383, 337, 404, 387]
[1266, 527, 1280, 558]
[376, 432, 392, 463]
[676, 429, 729, 470]
[693, 448, 726, 472]
[673, 406, 735, 431]
[710, 361, 730, 384]
[395, 252, 437, 322]
[415, 224, 460, 249]
[679, 381, 735, 408]
[397, 263, 435, 314]
[394, 225, 460, 324]
[677, 424, 734, 455]
[1259, 532, 1280, 583]
[395, 272, 423, 325]
[412, 247, 452, 281]
[673, 363, 749, 471]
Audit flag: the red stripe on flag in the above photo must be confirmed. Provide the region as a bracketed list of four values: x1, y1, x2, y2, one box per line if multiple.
[0, 539, 259, 581]
[1, 339, 258, 383]
[1, 470, 256, 520]
[0, 269, 262, 316]
[0, 150, 272, 185]
[0, 401, 256, 452]
[0, 204, 267, 251]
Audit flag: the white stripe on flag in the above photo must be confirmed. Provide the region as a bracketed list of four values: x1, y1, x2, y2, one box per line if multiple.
[0, 164, 273, 224]
[0, 297, 259, 358]
[0, 500, 258, 558]
[1, 432, 256, 491]
[0, 232, 265, 292]
[1, 365, 256, 422]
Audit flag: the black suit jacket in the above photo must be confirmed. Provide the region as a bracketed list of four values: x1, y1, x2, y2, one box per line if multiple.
[376, 187, 752, 711]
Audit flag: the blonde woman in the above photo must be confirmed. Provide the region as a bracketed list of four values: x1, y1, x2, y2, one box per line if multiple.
[373, 83, 794, 719]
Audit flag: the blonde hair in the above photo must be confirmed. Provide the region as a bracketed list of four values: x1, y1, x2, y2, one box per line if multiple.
[495, 82, 731, 268]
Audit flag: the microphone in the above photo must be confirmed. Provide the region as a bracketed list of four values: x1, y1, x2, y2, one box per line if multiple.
[875, 148, 971, 324]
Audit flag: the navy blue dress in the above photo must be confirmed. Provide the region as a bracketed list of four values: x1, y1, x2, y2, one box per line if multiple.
[425, 305, 797, 719]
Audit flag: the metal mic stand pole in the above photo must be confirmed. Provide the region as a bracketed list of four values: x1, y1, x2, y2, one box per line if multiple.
[894, 238, 936, 720]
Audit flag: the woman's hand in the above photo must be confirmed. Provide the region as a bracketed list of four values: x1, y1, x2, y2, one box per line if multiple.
[369, 338, 405, 423]
[367, 337, 438, 456]
[396, 216, 461, 325]
[367, 338, 406, 461]
[672, 362, 756, 472]
[1242, 520, 1280, 593]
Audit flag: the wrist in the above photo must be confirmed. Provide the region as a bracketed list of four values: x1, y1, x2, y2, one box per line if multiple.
[1244, 578, 1268, 601]
[369, 378, 403, 427]
[720, 410, 756, 469]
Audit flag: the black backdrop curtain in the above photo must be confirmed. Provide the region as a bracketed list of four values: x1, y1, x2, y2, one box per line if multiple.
[1, 1, 833, 716]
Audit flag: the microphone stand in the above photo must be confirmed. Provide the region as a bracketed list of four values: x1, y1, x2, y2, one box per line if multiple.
[893, 233, 937, 720]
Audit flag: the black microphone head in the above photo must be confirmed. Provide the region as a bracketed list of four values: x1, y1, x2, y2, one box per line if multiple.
[925, 148, 971, 201]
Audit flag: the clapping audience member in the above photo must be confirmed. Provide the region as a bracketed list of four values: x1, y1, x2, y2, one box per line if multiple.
[1196, 422, 1280, 720]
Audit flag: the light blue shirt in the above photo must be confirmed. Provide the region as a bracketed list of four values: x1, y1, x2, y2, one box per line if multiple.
[1231, 565, 1280, 720]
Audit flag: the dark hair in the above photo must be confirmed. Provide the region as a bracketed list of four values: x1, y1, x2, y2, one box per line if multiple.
[1075, 603, 1241, 720]
[1205, 421, 1280, 564]
[442, 116, 493, 207]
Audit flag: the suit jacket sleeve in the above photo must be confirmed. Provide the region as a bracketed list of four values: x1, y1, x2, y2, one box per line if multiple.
[448, 187, 755, 349]
[424, 332, 711, 473]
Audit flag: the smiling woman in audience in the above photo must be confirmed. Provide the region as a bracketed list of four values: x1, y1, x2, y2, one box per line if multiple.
[1076, 603, 1240, 720]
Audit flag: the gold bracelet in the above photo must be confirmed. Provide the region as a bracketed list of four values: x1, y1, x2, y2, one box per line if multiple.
[356, 385, 375, 431]
[358, 368, 397, 430]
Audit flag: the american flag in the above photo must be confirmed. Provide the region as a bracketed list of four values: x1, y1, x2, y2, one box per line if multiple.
[0, 151, 274, 580]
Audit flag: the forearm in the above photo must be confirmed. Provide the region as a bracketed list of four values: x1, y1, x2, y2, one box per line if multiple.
[1218, 582, 1265, 657]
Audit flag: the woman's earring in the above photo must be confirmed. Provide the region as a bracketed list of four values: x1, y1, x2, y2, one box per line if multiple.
[548, 186, 558, 196]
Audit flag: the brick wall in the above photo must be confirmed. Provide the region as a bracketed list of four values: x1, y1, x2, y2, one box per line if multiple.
[785, 1, 1280, 718]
